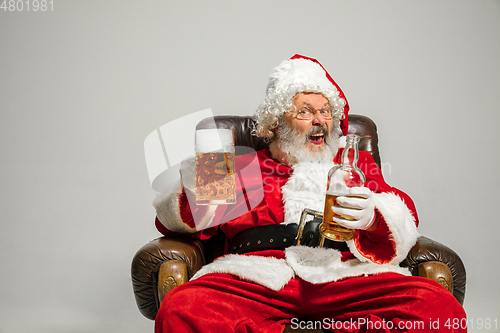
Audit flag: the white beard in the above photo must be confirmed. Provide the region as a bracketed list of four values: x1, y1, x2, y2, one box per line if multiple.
[269, 121, 341, 165]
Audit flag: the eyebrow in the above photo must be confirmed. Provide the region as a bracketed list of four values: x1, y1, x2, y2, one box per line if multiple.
[301, 102, 330, 108]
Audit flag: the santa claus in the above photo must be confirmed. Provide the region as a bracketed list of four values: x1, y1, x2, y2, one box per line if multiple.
[153, 55, 466, 332]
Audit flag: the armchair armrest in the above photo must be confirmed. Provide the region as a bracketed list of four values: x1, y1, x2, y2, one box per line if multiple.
[131, 236, 206, 320]
[132, 235, 466, 321]
[400, 236, 466, 305]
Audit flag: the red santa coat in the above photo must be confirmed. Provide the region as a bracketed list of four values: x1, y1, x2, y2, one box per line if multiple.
[154, 148, 420, 291]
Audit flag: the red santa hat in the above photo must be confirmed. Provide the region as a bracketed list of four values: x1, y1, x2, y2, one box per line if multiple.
[255, 54, 350, 138]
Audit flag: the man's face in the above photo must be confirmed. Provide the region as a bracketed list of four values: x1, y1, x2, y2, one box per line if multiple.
[283, 92, 333, 151]
[271, 92, 339, 165]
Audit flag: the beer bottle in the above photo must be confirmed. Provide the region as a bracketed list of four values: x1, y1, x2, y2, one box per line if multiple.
[319, 134, 365, 241]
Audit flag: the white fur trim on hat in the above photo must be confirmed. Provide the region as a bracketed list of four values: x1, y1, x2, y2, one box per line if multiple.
[267, 58, 336, 96]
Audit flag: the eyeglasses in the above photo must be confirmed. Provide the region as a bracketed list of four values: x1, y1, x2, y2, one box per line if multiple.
[292, 107, 332, 120]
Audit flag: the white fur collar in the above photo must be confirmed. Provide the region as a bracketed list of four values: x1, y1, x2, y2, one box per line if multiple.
[281, 161, 335, 225]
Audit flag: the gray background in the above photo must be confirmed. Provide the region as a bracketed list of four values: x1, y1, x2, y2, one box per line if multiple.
[1, 1, 499, 332]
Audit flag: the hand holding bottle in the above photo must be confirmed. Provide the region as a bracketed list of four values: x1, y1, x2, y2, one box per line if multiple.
[320, 134, 372, 241]
[331, 187, 376, 230]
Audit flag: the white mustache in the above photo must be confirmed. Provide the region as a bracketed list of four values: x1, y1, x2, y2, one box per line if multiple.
[305, 126, 329, 142]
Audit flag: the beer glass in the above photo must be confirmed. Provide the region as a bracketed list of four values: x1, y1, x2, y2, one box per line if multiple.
[194, 129, 236, 205]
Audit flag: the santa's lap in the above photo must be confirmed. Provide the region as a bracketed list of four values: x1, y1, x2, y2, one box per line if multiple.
[155, 271, 466, 333]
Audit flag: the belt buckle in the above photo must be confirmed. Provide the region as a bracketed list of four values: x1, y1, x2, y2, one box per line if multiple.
[294, 208, 326, 247]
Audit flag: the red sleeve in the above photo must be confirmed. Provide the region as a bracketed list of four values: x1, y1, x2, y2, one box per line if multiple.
[358, 151, 419, 226]
[353, 151, 419, 264]
[155, 188, 222, 240]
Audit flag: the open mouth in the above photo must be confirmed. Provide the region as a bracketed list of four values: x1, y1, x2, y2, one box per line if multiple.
[308, 132, 325, 145]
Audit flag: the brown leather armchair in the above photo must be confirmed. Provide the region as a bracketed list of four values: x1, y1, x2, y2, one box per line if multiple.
[131, 115, 466, 331]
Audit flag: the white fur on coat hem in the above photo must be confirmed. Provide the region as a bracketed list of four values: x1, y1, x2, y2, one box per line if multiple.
[191, 254, 295, 291]
[190, 247, 411, 291]
[347, 192, 419, 265]
[285, 246, 411, 284]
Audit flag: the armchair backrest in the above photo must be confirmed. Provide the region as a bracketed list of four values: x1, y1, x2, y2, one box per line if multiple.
[195, 114, 382, 262]
[196, 114, 381, 168]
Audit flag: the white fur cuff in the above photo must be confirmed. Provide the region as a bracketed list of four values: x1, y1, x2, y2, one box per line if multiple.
[153, 181, 199, 233]
[347, 192, 419, 265]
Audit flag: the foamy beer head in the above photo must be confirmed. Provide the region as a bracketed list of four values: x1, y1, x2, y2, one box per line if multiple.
[195, 129, 236, 205]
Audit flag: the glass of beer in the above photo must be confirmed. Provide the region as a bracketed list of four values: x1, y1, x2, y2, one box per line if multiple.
[194, 129, 236, 205]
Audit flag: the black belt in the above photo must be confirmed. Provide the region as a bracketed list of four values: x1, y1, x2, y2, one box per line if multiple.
[230, 218, 349, 254]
